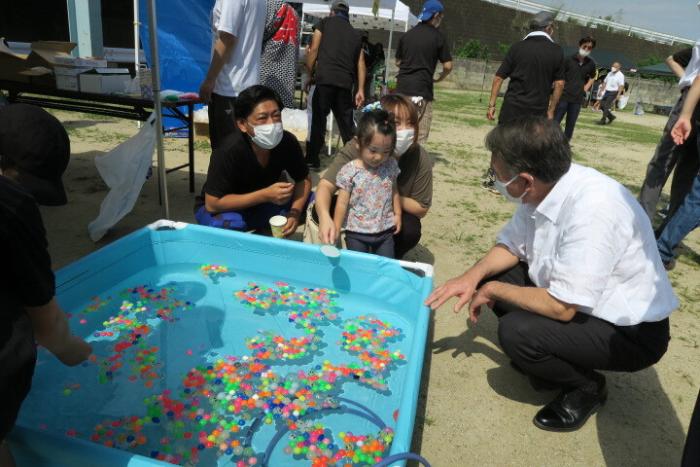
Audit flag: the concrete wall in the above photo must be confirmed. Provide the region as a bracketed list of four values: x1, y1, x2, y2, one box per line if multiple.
[440, 58, 680, 108]
[402, 0, 682, 64]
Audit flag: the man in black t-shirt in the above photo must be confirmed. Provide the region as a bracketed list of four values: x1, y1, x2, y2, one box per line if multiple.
[395, 0, 452, 144]
[0, 104, 92, 464]
[554, 36, 597, 140]
[195, 85, 312, 236]
[639, 45, 700, 222]
[487, 11, 565, 125]
[305, 0, 365, 169]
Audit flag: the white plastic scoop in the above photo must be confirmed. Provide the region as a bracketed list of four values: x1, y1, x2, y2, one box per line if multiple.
[320, 244, 340, 258]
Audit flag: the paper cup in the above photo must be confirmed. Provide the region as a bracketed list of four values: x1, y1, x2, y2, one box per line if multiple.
[269, 215, 287, 238]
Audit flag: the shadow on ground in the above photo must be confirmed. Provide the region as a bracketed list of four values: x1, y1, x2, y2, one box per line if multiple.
[404, 244, 435, 265]
[430, 311, 687, 465]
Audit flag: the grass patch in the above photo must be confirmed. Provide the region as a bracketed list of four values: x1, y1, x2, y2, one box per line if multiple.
[575, 118, 662, 146]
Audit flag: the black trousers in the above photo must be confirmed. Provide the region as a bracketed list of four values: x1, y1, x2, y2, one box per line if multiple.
[484, 263, 670, 389]
[553, 100, 582, 140]
[600, 91, 618, 122]
[639, 88, 700, 222]
[0, 314, 36, 441]
[394, 211, 422, 259]
[498, 99, 546, 125]
[345, 228, 395, 258]
[208, 93, 238, 150]
[307, 84, 355, 165]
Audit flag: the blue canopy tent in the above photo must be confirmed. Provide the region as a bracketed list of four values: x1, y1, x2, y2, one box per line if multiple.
[138, 0, 213, 101]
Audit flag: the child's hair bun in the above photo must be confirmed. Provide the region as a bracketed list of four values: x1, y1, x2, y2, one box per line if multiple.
[355, 104, 397, 150]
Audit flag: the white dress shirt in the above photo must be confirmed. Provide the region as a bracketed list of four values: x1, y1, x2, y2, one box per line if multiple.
[496, 164, 678, 326]
[603, 71, 625, 92]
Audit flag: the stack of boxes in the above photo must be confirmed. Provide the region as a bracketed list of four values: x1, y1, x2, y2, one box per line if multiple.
[0, 39, 132, 94]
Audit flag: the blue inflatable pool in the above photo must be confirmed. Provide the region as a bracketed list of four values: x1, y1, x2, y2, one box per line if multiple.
[9, 221, 433, 467]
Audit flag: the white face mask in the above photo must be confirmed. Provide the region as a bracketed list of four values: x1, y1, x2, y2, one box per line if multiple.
[578, 48, 590, 58]
[250, 122, 283, 149]
[610, 67, 619, 73]
[494, 174, 526, 204]
[395, 129, 415, 156]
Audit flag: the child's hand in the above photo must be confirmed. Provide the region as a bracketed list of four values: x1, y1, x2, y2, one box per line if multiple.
[394, 213, 402, 235]
[54, 335, 93, 367]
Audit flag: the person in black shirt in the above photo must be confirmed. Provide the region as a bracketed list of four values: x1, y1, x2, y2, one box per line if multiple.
[395, 0, 453, 144]
[305, 0, 365, 169]
[195, 85, 312, 236]
[0, 104, 92, 466]
[554, 36, 597, 140]
[487, 11, 565, 125]
[638, 45, 699, 223]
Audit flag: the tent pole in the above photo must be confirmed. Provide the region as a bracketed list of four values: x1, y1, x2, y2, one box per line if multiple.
[386, 5, 396, 84]
[134, 0, 142, 129]
[134, 0, 140, 80]
[147, 0, 170, 219]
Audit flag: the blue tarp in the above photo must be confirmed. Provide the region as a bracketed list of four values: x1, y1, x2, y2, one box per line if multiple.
[138, 0, 214, 96]
[138, 0, 213, 129]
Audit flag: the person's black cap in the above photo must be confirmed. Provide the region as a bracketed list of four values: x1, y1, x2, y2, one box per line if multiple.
[0, 103, 70, 206]
[331, 0, 349, 13]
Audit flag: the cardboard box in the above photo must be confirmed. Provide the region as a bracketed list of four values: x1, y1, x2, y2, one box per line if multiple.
[0, 39, 77, 85]
[54, 66, 89, 91]
[54, 55, 108, 68]
[193, 120, 210, 140]
[0, 38, 32, 82]
[79, 68, 131, 94]
[27, 41, 77, 69]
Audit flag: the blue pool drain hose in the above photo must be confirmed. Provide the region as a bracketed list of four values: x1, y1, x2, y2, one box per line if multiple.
[250, 396, 430, 467]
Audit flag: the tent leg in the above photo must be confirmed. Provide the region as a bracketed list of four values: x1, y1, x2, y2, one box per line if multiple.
[147, 0, 170, 219]
[386, 7, 396, 84]
[134, 0, 142, 129]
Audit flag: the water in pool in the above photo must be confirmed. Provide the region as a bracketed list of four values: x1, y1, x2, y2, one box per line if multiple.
[20, 262, 415, 467]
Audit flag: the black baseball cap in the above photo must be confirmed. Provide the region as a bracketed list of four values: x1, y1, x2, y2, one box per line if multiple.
[0, 103, 70, 206]
[331, 0, 349, 13]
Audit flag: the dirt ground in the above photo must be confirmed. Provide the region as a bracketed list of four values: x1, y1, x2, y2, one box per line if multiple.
[37, 88, 700, 466]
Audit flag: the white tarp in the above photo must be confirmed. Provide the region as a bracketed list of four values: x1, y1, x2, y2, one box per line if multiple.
[302, 1, 418, 31]
[88, 113, 156, 241]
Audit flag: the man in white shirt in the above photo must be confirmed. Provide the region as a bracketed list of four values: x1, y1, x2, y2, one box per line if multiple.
[199, 0, 266, 149]
[426, 117, 677, 432]
[598, 62, 625, 125]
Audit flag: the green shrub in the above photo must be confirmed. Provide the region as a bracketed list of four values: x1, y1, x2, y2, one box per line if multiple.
[454, 39, 489, 60]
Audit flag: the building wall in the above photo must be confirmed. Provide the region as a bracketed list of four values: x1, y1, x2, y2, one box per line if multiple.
[403, 0, 684, 64]
[441, 57, 680, 108]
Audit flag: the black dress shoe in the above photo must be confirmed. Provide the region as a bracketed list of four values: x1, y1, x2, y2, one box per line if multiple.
[608, 114, 616, 124]
[533, 376, 607, 432]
